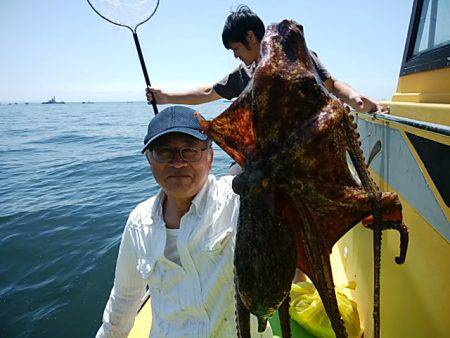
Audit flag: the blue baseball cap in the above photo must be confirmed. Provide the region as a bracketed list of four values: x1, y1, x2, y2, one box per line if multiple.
[142, 105, 208, 153]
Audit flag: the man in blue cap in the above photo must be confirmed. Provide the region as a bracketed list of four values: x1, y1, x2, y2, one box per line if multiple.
[97, 106, 272, 337]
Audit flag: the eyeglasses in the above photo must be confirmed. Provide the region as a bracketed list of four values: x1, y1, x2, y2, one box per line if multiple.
[147, 146, 210, 163]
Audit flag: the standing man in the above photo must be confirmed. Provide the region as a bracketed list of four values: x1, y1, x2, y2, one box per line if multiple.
[146, 5, 380, 113]
[96, 106, 272, 337]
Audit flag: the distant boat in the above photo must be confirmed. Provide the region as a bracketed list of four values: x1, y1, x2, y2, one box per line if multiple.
[81, 101, 94, 104]
[42, 96, 65, 104]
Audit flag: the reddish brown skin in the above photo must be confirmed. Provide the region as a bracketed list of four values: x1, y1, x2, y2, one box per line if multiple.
[198, 20, 408, 338]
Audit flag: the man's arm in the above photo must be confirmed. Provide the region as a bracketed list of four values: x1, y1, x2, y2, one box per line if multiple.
[324, 77, 381, 113]
[146, 85, 222, 105]
[96, 222, 147, 338]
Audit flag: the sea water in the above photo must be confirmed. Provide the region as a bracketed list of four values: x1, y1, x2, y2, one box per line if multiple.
[0, 101, 232, 337]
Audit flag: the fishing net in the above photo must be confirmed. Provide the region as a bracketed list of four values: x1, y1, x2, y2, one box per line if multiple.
[87, 0, 160, 32]
[87, 0, 160, 114]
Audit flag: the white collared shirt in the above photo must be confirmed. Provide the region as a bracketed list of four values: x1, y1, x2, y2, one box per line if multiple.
[96, 175, 272, 338]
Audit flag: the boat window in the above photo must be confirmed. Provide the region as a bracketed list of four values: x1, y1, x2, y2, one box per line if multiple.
[400, 0, 450, 75]
[413, 0, 450, 55]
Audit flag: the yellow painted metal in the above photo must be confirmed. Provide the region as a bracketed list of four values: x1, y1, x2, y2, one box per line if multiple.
[378, 101, 450, 128]
[128, 298, 152, 338]
[392, 67, 450, 104]
[337, 170, 450, 338]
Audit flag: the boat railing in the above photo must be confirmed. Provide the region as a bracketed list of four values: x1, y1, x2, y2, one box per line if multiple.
[356, 111, 450, 137]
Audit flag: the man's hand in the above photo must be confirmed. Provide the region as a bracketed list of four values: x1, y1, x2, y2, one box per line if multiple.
[146, 86, 170, 105]
[348, 92, 381, 113]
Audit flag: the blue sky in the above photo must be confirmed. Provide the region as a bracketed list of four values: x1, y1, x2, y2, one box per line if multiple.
[0, 1, 413, 102]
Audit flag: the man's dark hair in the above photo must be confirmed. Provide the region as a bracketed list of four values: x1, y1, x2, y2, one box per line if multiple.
[222, 5, 265, 49]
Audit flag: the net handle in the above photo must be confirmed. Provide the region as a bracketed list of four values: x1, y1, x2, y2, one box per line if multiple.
[133, 33, 158, 114]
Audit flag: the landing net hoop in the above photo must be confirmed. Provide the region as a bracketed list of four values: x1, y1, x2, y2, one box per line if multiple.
[87, 0, 161, 114]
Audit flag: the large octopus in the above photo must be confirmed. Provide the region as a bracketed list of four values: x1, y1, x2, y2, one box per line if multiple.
[198, 20, 409, 338]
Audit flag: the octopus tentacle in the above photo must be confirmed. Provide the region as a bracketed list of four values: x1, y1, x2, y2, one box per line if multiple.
[342, 110, 410, 337]
[342, 111, 383, 338]
[290, 195, 348, 338]
[365, 221, 409, 264]
[373, 229, 382, 338]
[278, 295, 292, 338]
[235, 275, 251, 338]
